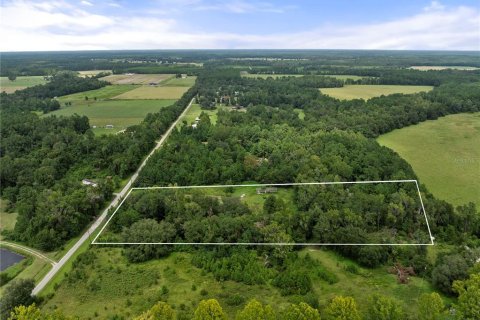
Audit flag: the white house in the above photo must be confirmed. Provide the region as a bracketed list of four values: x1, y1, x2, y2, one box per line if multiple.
[82, 179, 98, 187]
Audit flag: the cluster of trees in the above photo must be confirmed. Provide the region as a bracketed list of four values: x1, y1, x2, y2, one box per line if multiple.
[0, 73, 197, 250]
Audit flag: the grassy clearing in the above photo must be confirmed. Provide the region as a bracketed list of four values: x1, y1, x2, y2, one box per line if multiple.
[409, 66, 479, 71]
[100, 74, 173, 85]
[377, 112, 480, 207]
[320, 85, 433, 100]
[162, 76, 197, 87]
[0, 76, 47, 93]
[113, 86, 189, 100]
[178, 104, 228, 127]
[41, 247, 444, 319]
[77, 70, 111, 77]
[49, 100, 176, 134]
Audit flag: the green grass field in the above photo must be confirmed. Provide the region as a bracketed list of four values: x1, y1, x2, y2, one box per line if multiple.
[377, 112, 480, 207]
[58, 85, 139, 102]
[320, 85, 433, 100]
[162, 76, 197, 87]
[179, 104, 229, 127]
[0, 76, 47, 93]
[113, 86, 189, 100]
[41, 247, 445, 319]
[49, 99, 176, 134]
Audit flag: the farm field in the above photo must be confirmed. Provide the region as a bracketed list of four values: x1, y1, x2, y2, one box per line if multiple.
[409, 66, 479, 71]
[113, 86, 189, 99]
[0, 76, 47, 93]
[162, 76, 197, 87]
[320, 85, 433, 100]
[58, 84, 139, 102]
[49, 99, 176, 134]
[100, 74, 173, 85]
[77, 70, 111, 77]
[41, 247, 445, 319]
[377, 112, 480, 207]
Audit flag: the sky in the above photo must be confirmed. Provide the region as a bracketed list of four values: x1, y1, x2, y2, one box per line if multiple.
[0, 0, 479, 51]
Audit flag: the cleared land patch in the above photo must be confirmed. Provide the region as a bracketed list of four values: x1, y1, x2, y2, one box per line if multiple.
[58, 85, 139, 102]
[377, 112, 480, 207]
[241, 73, 303, 79]
[41, 247, 445, 319]
[100, 74, 173, 85]
[179, 103, 229, 126]
[113, 86, 189, 100]
[0, 201, 17, 240]
[320, 85, 433, 100]
[0, 76, 47, 93]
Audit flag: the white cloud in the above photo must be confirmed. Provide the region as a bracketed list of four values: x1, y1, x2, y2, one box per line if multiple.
[80, 0, 93, 6]
[0, 0, 478, 51]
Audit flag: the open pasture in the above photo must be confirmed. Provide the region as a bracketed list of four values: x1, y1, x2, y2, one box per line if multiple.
[377, 112, 480, 207]
[162, 76, 197, 87]
[58, 84, 139, 102]
[320, 85, 433, 100]
[49, 100, 175, 134]
[0, 76, 47, 93]
[99, 74, 173, 85]
[113, 86, 189, 100]
[241, 73, 303, 79]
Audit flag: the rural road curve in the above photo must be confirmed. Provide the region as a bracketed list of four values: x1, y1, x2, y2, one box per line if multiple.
[32, 98, 195, 295]
[0, 241, 57, 266]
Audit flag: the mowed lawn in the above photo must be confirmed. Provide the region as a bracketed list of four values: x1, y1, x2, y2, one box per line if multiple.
[0, 76, 47, 93]
[320, 85, 433, 100]
[377, 112, 480, 207]
[100, 74, 173, 85]
[49, 100, 176, 134]
[113, 86, 189, 100]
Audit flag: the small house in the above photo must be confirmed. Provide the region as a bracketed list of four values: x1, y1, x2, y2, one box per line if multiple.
[105, 124, 114, 129]
[82, 179, 98, 187]
[195, 117, 200, 123]
[192, 123, 198, 129]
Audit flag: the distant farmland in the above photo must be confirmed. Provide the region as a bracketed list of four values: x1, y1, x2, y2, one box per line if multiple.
[378, 112, 480, 207]
[100, 74, 173, 85]
[320, 85, 433, 100]
[409, 66, 479, 71]
[113, 86, 189, 100]
[0, 76, 47, 93]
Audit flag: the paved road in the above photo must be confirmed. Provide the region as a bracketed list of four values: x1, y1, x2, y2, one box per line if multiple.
[0, 241, 57, 266]
[32, 98, 194, 295]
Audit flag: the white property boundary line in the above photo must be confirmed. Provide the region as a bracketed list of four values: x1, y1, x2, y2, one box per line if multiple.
[92, 179, 434, 246]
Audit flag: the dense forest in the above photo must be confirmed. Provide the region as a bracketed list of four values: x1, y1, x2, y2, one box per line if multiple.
[0, 73, 197, 250]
